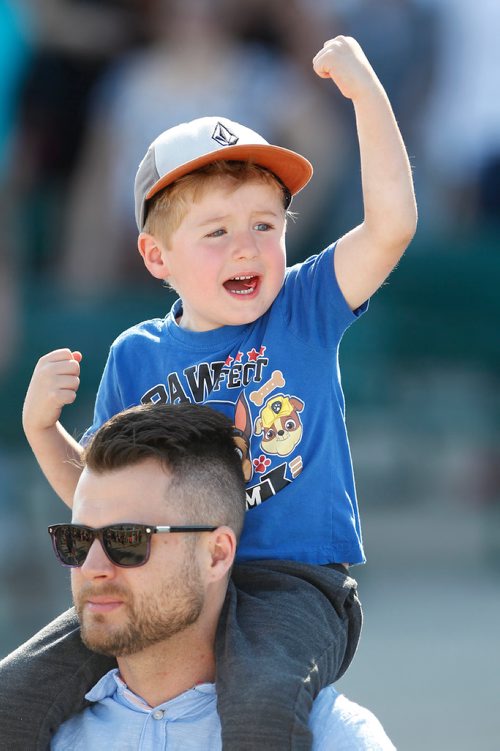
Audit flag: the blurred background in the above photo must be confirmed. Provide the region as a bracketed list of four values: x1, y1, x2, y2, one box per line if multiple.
[0, 0, 498, 748]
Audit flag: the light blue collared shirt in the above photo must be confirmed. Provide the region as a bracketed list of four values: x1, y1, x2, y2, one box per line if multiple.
[51, 669, 396, 750]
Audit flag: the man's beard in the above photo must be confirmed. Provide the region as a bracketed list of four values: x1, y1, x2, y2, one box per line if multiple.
[74, 549, 204, 657]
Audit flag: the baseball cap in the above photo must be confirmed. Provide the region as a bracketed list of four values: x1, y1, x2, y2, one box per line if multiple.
[134, 116, 313, 230]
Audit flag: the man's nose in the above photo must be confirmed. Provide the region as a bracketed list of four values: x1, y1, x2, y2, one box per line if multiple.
[80, 539, 116, 579]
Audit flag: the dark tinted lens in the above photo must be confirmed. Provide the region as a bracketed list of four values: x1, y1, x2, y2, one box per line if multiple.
[54, 525, 94, 566]
[102, 525, 150, 566]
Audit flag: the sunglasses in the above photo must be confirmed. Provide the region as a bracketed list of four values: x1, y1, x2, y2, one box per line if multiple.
[48, 523, 218, 569]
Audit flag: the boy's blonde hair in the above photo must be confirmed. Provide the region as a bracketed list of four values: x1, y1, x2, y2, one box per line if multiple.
[143, 160, 290, 245]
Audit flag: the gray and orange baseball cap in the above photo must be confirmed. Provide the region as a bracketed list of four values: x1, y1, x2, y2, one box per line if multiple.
[134, 116, 313, 230]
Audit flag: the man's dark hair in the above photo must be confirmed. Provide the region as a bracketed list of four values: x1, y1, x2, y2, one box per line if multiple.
[82, 403, 247, 538]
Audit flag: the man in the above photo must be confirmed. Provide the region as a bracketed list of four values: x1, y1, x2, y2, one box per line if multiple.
[0, 403, 395, 749]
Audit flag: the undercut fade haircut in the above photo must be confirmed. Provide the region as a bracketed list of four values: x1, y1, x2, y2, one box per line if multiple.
[82, 403, 247, 539]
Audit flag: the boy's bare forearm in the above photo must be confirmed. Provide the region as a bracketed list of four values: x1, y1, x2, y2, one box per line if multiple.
[353, 81, 417, 250]
[22, 348, 84, 508]
[24, 421, 83, 508]
[313, 37, 417, 310]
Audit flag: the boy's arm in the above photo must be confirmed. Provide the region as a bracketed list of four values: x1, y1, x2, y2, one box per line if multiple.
[313, 37, 418, 311]
[22, 349, 84, 508]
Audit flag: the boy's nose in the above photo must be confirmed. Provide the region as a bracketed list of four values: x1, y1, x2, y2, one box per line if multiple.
[231, 231, 259, 260]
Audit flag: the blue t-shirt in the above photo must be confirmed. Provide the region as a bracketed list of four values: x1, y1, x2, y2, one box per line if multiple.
[83, 243, 367, 565]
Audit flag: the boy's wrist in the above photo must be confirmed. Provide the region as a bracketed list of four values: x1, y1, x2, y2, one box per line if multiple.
[350, 75, 386, 107]
[23, 417, 60, 440]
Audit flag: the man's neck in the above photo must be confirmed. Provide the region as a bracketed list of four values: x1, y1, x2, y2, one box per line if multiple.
[116, 628, 216, 708]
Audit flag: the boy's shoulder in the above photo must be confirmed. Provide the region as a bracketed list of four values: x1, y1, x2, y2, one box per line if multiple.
[112, 316, 169, 348]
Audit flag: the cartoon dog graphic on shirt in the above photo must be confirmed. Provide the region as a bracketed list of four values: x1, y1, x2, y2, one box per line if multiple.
[254, 394, 304, 457]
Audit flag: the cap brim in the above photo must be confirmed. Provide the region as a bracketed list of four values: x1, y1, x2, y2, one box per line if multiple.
[146, 143, 313, 202]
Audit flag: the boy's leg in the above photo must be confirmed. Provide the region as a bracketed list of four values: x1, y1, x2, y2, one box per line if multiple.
[0, 608, 115, 750]
[215, 560, 362, 751]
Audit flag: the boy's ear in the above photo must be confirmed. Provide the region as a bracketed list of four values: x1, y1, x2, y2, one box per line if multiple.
[137, 232, 170, 280]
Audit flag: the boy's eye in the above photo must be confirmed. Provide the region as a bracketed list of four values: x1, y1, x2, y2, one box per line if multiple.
[206, 228, 226, 238]
[254, 222, 272, 232]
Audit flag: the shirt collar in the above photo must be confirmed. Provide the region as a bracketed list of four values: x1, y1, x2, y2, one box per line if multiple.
[85, 668, 216, 717]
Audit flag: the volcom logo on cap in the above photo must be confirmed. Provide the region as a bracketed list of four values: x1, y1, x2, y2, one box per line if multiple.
[212, 122, 239, 147]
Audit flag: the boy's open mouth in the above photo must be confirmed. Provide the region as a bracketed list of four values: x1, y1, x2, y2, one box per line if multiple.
[223, 275, 259, 295]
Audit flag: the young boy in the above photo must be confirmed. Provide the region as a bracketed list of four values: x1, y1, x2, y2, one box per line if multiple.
[18, 37, 416, 749]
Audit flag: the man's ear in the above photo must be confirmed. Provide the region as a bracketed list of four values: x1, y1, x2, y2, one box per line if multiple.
[207, 526, 237, 582]
[137, 232, 170, 280]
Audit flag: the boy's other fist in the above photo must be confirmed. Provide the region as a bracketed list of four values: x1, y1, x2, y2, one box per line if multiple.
[312, 36, 378, 101]
[23, 348, 82, 432]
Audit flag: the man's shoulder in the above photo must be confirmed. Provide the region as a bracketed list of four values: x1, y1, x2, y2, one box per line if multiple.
[310, 687, 396, 750]
[0, 610, 114, 751]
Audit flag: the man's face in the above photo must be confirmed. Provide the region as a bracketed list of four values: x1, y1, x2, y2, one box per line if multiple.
[70, 459, 205, 657]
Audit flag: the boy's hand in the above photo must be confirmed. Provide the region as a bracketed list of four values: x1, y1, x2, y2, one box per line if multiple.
[23, 349, 82, 432]
[312, 36, 378, 101]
